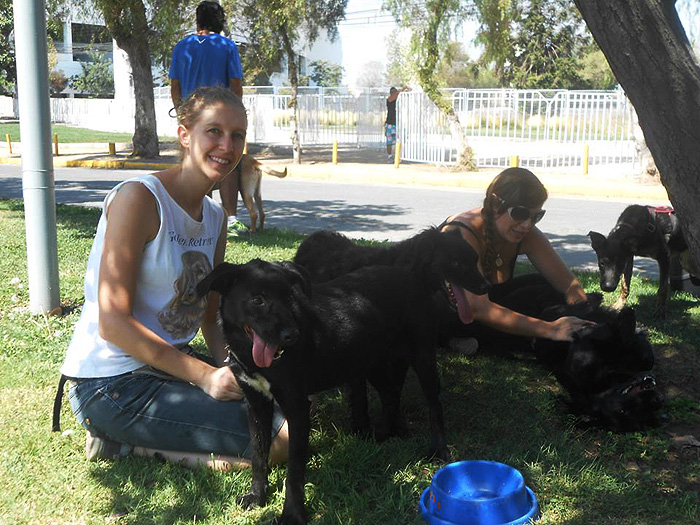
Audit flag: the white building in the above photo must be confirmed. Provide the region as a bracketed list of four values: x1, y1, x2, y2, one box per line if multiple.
[52, 5, 343, 100]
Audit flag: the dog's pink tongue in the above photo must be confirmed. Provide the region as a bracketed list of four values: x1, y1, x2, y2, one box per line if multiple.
[450, 282, 474, 324]
[251, 330, 279, 368]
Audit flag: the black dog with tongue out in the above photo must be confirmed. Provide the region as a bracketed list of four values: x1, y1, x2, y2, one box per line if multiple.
[197, 252, 488, 525]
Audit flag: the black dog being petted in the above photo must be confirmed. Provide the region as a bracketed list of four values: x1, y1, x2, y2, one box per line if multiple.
[197, 255, 488, 525]
[496, 284, 664, 432]
[588, 204, 696, 318]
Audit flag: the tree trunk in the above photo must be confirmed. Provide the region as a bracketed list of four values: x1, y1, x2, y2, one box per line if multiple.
[444, 103, 475, 170]
[103, 3, 160, 158]
[418, 2, 475, 170]
[574, 0, 700, 268]
[281, 30, 302, 164]
[421, 90, 475, 170]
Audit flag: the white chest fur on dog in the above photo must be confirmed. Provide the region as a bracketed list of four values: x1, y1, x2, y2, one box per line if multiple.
[239, 370, 273, 399]
[224, 349, 274, 399]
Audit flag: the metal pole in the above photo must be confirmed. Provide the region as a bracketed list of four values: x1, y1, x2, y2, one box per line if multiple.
[13, 0, 61, 314]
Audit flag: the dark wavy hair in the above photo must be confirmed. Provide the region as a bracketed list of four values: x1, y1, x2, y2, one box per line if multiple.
[480, 167, 548, 280]
[196, 1, 225, 33]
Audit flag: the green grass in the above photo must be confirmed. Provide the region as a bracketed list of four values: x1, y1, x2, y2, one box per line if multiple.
[0, 122, 176, 143]
[0, 199, 698, 524]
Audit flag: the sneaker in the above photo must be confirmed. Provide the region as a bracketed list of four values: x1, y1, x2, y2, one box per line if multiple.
[227, 218, 249, 233]
[387, 155, 394, 163]
[85, 431, 132, 461]
[448, 337, 479, 356]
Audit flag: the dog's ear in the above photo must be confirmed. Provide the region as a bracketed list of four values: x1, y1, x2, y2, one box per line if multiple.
[196, 262, 238, 297]
[279, 261, 312, 297]
[588, 231, 606, 252]
[585, 292, 604, 309]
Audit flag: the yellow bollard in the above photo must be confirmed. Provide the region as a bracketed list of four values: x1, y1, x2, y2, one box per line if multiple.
[394, 142, 401, 168]
[509, 155, 519, 167]
[5, 133, 11, 155]
[54, 133, 59, 156]
[583, 145, 589, 175]
[108, 142, 116, 155]
[332, 140, 338, 164]
[243, 140, 248, 155]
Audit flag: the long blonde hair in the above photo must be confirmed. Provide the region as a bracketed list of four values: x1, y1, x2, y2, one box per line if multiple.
[481, 168, 548, 280]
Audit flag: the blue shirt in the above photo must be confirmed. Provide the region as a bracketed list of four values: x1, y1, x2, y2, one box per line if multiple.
[169, 33, 243, 99]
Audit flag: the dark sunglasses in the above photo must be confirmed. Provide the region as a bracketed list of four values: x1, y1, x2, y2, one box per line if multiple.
[506, 206, 546, 224]
[493, 194, 546, 224]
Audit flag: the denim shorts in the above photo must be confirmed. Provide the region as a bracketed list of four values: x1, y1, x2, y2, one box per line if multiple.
[67, 372, 285, 459]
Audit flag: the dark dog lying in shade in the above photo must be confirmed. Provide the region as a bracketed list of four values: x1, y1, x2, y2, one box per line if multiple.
[196, 254, 489, 524]
[494, 284, 664, 432]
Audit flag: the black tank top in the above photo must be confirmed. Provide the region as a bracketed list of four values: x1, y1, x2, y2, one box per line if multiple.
[438, 219, 520, 281]
[386, 98, 397, 125]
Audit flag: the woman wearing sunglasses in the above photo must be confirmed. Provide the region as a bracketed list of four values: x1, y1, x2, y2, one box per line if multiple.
[438, 167, 591, 353]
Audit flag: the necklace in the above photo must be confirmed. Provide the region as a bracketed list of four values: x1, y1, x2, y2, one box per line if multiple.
[495, 253, 503, 267]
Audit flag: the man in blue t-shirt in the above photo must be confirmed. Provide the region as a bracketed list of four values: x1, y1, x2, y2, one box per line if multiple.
[169, 1, 243, 105]
[169, 1, 245, 231]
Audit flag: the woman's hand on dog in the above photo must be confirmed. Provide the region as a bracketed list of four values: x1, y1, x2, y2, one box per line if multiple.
[548, 316, 594, 342]
[198, 366, 244, 400]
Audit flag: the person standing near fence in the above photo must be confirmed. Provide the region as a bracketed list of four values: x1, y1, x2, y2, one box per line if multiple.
[385, 86, 410, 162]
[169, 1, 246, 233]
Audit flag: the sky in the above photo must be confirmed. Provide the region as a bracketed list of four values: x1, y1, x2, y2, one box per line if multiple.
[336, 0, 480, 87]
[336, 0, 700, 88]
[337, 0, 398, 87]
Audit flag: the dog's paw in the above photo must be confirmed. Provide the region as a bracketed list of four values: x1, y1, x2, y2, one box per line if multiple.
[239, 491, 266, 510]
[426, 445, 451, 463]
[375, 418, 408, 442]
[351, 424, 375, 440]
[276, 510, 308, 525]
[652, 307, 667, 319]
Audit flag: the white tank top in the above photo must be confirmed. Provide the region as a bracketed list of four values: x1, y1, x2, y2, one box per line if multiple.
[61, 174, 225, 378]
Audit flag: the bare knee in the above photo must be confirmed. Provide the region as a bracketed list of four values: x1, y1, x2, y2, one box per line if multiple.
[269, 420, 289, 465]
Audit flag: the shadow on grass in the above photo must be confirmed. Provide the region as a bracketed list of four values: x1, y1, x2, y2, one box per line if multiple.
[82, 345, 698, 524]
[87, 458, 250, 523]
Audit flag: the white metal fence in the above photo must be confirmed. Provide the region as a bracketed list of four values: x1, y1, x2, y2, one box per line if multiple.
[399, 89, 637, 170]
[1, 88, 641, 170]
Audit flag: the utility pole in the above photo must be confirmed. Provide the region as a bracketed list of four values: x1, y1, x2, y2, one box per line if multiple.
[13, 0, 61, 314]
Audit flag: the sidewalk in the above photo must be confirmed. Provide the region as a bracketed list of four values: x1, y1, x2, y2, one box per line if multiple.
[0, 141, 670, 202]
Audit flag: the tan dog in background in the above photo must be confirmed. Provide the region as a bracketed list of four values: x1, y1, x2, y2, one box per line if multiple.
[233, 154, 287, 232]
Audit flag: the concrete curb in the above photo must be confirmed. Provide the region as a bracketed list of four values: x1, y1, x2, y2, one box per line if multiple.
[0, 155, 177, 170]
[283, 162, 670, 201]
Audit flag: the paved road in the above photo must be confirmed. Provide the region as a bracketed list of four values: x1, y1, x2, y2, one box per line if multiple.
[0, 164, 669, 278]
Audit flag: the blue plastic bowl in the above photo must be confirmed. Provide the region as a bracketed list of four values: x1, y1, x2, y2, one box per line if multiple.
[419, 461, 539, 525]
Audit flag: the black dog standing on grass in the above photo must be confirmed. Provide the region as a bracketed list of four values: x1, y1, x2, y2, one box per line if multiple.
[197, 255, 489, 524]
[294, 227, 487, 427]
[588, 204, 698, 318]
